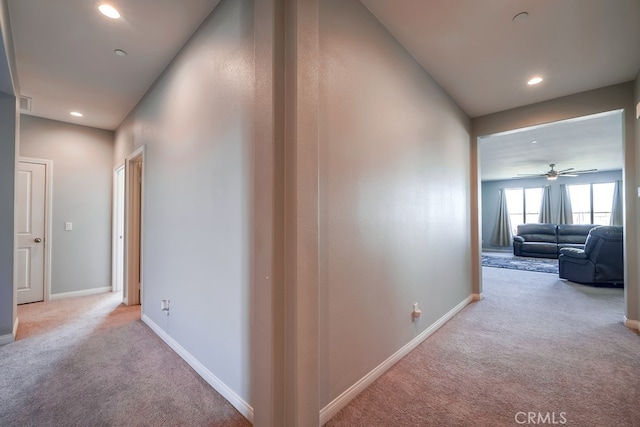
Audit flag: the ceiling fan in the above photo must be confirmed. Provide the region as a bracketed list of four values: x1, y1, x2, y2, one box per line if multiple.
[516, 163, 598, 180]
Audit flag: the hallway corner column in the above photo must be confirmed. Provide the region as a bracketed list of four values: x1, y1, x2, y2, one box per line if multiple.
[284, 0, 321, 425]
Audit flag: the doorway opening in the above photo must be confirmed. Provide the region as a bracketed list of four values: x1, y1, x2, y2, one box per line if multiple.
[112, 163, 125, 298]
[477, 110, 625, 301]
[123, 147, 144, 306]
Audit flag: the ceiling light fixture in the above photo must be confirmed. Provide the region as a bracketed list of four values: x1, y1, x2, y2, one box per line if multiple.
[531, 140, 538, 144]
[70, 111, 83, 117]
[527, 76, 543, 85]
[98, 4, 121, 19]
[114, 49, 128, 56]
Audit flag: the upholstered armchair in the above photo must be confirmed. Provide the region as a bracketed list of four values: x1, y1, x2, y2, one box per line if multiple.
[558, 225, 623, 285]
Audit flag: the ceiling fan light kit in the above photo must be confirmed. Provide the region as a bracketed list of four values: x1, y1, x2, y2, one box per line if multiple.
[516, 163, 598, 180]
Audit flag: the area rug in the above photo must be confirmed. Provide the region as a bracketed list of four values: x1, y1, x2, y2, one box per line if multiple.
[482, 254, 559, 274]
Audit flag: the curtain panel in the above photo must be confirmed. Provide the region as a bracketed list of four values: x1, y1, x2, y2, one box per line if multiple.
[491, 188, 513, 247]
[538, 185, 552, 223]
[558, 184, 573, 224]
[610, 179, 623, 226]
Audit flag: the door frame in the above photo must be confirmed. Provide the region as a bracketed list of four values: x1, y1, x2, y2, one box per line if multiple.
[18, 157, 52, 302]
[111, 161, 125, 294]
[123, 146, 144, 306]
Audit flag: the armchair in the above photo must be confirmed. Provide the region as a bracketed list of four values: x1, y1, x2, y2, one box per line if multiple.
[558, 226, 623, 286]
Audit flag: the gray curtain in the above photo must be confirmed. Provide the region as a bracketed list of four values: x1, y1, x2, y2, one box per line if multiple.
[538, 185, 552, 223]
[558, 184, 573, 224]
[610, 179, 623, 226]
[491, 188, 513, 247]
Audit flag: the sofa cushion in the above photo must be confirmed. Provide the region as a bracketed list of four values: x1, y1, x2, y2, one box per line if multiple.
[559, 247, 588, 259]
[519, 242, 558, 256]
[558, 243, 586, 252]
[516, 223, 557, 243]
[557, 224, 598, 244]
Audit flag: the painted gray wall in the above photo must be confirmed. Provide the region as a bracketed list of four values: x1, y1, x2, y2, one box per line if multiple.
[0, 93, 16, 337]
[472, 82, 638, 321]
[114, 0, 253, 405]
[19, 115, 114, 295]
[0, 0, 17, 95]
[318, 0, 472, 406]
[635, 71, 640, 321]
[482, 170, 623, 250]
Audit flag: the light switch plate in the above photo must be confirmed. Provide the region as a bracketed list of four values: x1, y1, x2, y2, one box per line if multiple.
[65, 222, 73, 231]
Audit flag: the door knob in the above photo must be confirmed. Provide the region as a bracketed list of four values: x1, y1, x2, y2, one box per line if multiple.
[34, 238, 42, 243]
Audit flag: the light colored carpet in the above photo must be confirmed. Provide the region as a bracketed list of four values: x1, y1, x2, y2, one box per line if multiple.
[0, 292, 250, 427]
[326, 267, 640, 426]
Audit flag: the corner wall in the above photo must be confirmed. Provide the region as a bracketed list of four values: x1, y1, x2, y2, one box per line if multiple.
[114, 0, 254, 417]
[318, 0, 472, 412]
[0, 93, 17, 341]
[635, 70, 640, 328]
[19, 115, 114, 296]
[0, 0, 18, 345]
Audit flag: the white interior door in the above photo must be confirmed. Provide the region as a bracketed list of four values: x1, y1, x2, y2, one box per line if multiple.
[113, 165, 125, 293]
[17, 161, 46, 304]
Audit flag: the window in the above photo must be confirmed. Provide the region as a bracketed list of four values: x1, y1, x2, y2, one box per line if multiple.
[567, 182, 615, 224]
[505, 187, 544, 235]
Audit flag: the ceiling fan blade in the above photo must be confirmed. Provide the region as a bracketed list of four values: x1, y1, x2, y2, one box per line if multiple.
[568, 169, 598, 174]
[557, 167, 574, 173]
[562, 174, 579, 177]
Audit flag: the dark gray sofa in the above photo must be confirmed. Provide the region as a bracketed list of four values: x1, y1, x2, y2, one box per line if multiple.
[559, 226, 623, 285]
[512, 223, 598, 259]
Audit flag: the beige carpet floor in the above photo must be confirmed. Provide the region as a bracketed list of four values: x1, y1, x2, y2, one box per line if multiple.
[0, 292, 251, 427]
[326, 267, 640, 426]
[3, 268, 639, 427]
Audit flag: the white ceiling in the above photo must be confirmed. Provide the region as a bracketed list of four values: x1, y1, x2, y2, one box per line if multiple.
[361, 0, 640, 118]
[8, 0, 221, 130]
[479, 110, 623, 182]
[4, 0, 640, 179]
[361, 0, 639, 182]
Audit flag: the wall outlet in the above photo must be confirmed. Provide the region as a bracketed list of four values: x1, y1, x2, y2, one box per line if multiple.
[65, 222, 72, 231]
[161, 299, 170, 314]
[412, 303, 422, 320]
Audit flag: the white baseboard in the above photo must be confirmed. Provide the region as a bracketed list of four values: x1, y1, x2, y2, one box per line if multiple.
[0, 333, 14, 345]
[1, 318, 19, 345]
[624, 317, 640, 331]
[472, 293, 484, 301]
[50, 286, 112, 300]
[319, 294, 474, 425]
[142, 314, 253, 423]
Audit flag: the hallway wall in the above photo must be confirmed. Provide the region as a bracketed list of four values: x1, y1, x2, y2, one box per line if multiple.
[20, 115, 114, 296]
[318, 0, 473, 411]
[0, 93, 17, 340]
[114, 0, 254, 416]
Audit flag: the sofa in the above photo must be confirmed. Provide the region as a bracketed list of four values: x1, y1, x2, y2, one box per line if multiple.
[559, 226, 623, 285]
[512, 223, 598, 259]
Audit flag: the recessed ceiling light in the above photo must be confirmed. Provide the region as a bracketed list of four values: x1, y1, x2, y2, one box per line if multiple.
[531, 140, 538, 144]
[114, 49, 127, 56]
[527, 76, 543, 85]
[70, 111, 83, 117]
[98, 4, 121, 19]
